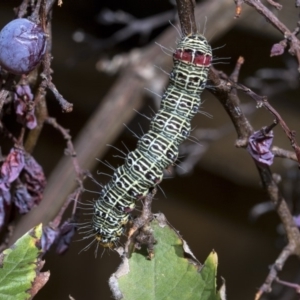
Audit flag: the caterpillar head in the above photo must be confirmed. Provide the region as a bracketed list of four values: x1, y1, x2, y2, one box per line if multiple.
[174, 34, 212, 67]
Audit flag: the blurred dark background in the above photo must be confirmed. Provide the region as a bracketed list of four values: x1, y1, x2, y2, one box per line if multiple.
[1, 0, 300, 299]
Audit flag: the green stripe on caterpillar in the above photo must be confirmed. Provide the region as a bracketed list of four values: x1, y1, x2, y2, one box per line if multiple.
[90, 33, 212, 249]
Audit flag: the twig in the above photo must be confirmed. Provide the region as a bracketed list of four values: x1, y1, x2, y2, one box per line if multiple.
[204, 24, 300, 300]
[45, 117, 84, 184]
[241, 0, 300, 71]
[16, 0, 30, 18]
[125, 189, 156, 258]
[24, 86, 48, 154]
[208, 67, 253, 147]
[49, 187, 81, 230]
[209, 58, 300, 300]
[175, 0, 197, 36]
[275, 276, 300, 294]
[239, 0, 290, 34]
[266, 0, 282, 10]
[46, 0, 61, 15]
[272, 146, 298, 162]
[41, 53, 73, 113]
[93, 9, 176, 50]
[253, 163, 300, 298]
[235, 83, 300, 164]
[255, 244, 296, 300]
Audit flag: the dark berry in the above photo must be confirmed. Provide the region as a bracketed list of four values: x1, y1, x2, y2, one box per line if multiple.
[0, 18, 47, 75]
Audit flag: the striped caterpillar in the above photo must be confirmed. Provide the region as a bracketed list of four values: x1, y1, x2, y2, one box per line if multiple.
[90, 33, 212, 249]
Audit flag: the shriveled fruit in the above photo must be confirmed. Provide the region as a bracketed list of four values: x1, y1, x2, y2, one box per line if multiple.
[0, 18, 47, 75]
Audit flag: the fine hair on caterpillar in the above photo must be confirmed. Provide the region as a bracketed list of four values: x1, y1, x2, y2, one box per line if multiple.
[82, 32, 212, 254]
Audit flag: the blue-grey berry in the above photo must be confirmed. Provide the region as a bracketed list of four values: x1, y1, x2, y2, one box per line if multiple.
[0, 18, 47, 75]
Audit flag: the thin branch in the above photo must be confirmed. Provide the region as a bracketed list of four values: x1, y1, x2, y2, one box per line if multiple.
[125, 189, 156, 259]
[45, 117, 84, 184]
[41, 53, 73, 113]
[235, 83, 300, 164]
[266, 0, 282, 10]
[208, 67, 253, 147]
[255, 245, 296, 300]
[208, 53, 300, 300]
[275, 277, 300, 294]
[240, 0, 300, 71]
[24, 86, 48, 154]
[49, 187, 81, 230]
[272, 146, 298, 162]
[175, 0, 197, 36]
[240, 0, 290, 34]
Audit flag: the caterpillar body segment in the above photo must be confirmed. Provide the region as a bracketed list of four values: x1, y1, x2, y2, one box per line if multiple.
[92, 34, 212, 248]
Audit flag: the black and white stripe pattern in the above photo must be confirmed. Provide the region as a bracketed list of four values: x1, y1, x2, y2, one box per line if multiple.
[91, 34, 212, 248]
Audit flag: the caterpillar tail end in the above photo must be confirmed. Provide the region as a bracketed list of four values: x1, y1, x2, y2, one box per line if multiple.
[95, 234, 115, 249]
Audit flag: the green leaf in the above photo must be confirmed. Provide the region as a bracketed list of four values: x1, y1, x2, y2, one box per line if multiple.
[110, 214, 226, 300]
[0, 224, 49, 300]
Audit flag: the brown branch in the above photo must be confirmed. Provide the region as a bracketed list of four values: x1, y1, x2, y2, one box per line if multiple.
[272, 146, 298, 162]
[175, 0, 197, 36]
[275, 277, 300, 293]
[242, 0, 290, 34]
[208, 58, 300, 299]
[174, 8, 300, 298]
[41, 53, 73, 113]
[125, 189, 156, 259]
[24, 86, 48, 154]
[208, 67, 253, 147]
[45, 117, 84, 185]
[235, 83, 300, 164]
[45, 0, 59, 15]
[16, 0, 30, 17]
[255, 244, 296, 300]
[251, 158, 300, 299]
[256, 164, 300, 246]
[49, 188, 81, 230]
[266, 0, 282, 10]
[241, 0, 300, 70]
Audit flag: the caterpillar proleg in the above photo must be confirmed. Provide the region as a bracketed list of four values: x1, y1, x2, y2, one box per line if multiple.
[91, 33, 212, 249]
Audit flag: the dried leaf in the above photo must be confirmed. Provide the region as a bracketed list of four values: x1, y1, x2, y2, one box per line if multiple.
[0, 147, 25, 191]
[55, 220, 76, 255]
[247, 129, 274, 166]
[14, 85, 37, 130]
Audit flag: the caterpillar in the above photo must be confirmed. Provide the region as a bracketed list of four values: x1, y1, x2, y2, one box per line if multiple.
[90, 33, 212, 249]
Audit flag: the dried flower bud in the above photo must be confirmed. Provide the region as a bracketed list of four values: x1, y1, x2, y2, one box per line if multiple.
[41, 226, 59, 253]
[14, 84, 37, 129]
[56, 220, 76, 255]
[247, 129, 274, 166]
[270, 43, 284, 57]
[0, 147, 25, 191]
[22, 154, 46, 208]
